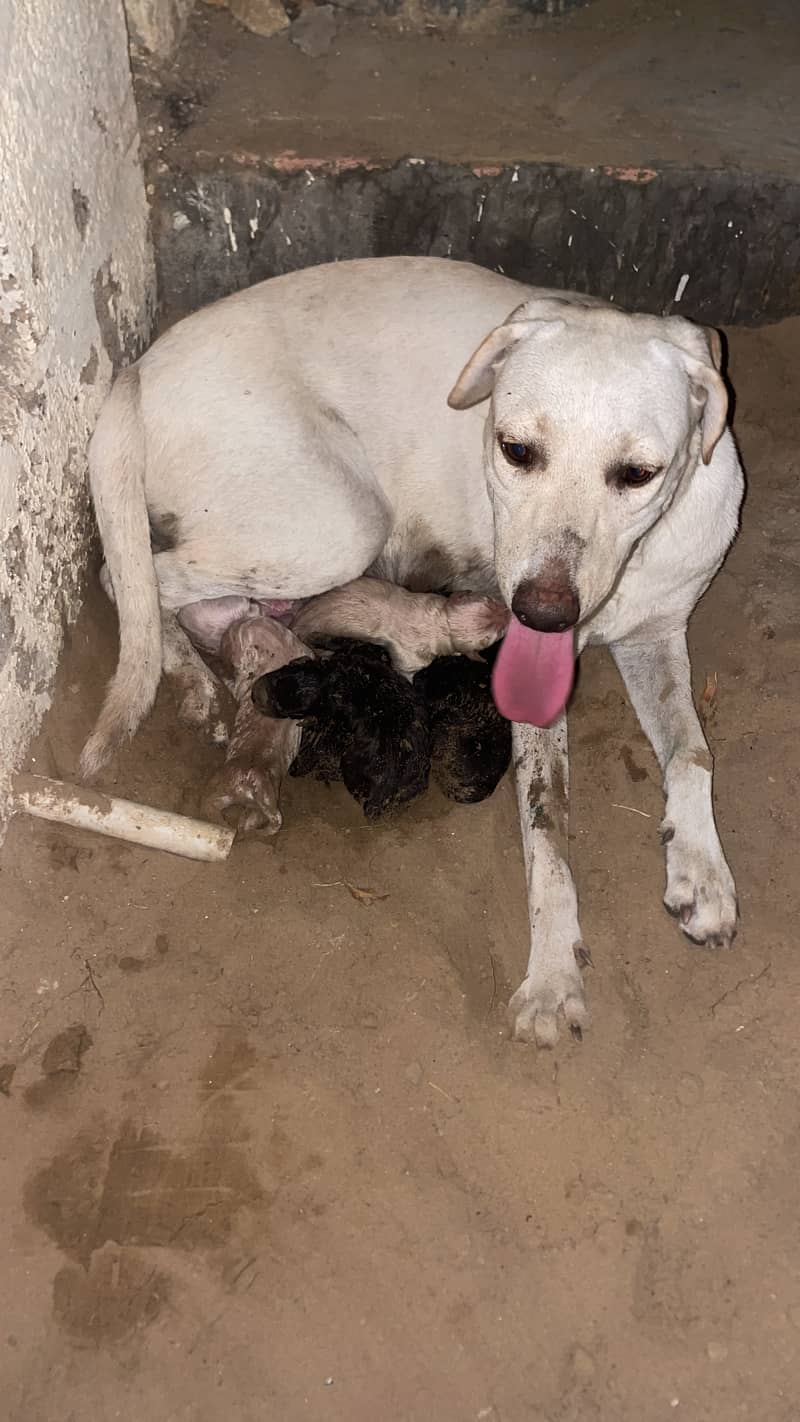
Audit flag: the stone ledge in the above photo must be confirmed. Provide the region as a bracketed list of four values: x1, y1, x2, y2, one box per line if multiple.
[152, 154, 800, 327]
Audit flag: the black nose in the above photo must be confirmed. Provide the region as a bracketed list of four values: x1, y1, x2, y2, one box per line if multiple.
[511, 572, 580, 633]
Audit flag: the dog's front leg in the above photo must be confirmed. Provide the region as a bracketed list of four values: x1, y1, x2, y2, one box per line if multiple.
[612, 631, 737, 947]
[508, 718, 588, 1047]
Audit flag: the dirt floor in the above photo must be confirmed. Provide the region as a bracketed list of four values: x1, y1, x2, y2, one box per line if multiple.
[1, 317, 799, 1420]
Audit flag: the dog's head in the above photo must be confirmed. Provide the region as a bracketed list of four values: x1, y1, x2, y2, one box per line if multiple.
[447, 297, 728, 723]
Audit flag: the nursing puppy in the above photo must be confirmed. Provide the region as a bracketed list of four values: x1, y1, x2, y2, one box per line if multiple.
[254, 638, 432, 822]
[81, 256, 744, 1045]
[178, 597, 310, 834]
[182, 579, 507, 825]
[277, 579, 507, 816]
[291, 578, 508, 676]
[414, 644, 511, 805]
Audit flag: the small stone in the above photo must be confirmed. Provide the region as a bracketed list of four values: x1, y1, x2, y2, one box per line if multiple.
[42, 1024, 92, 1076]
[787, 1304, 800, 1329]
[359, 1013, 379, 1030]
[404, 1061, 423, 1086]
[0, 1063, 16, 1096]
[706, 1341, 728, 1362]
[290, 3, 336, 58]
[229, 0, 289, 38]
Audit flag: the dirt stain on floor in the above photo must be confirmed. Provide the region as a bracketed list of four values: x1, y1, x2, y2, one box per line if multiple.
[23, 1046, 264, 1346]
[26, 1109, 263, 1264]
[52, 1244, 170, 1344]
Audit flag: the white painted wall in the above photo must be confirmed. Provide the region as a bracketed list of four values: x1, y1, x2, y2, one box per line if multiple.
[0, 0, 155, 819]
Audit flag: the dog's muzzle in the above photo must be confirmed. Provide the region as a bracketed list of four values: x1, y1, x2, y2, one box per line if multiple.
[510, 565, 580, 634]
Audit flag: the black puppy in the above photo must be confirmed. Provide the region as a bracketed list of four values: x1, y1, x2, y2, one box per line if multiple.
[253, 638, 431, 821]
[414, 644, 511, 804]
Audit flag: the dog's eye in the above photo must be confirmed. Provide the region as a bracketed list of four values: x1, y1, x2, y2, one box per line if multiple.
[617, 464, 658, 489]
[500, 439, 535, 468]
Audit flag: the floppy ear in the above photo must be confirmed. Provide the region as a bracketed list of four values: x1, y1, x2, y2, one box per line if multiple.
[447, 316, 564, 411]
[704, 326, 723, 373]
[680, 351, 729, 465]
[653, 328, 729, 466]
[659, 318, 728, 464]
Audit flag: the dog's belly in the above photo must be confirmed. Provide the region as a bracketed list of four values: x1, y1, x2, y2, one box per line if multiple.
[148, 443, 497, 604]
[370, 515, 497, 597]
[367, 467, 498, 599]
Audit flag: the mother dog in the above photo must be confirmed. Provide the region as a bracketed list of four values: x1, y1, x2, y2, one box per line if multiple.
[80, 257, 743, 1045]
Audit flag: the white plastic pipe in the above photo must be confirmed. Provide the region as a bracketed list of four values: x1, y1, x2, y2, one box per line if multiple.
[13, 774, 235, 863]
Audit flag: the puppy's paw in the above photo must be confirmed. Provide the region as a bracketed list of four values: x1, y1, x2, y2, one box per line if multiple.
[508, 952, 588, 1047]
[662, 824, 738, 948]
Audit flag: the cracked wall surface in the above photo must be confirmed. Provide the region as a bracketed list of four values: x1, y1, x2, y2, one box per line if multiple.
[0, 0, 155, 821]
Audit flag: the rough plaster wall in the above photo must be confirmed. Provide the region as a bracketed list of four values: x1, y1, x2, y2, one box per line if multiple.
[124, 0, 196, 59]
[0, 0, 155, 821]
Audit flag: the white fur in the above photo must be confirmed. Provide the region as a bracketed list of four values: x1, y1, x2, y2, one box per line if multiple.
[292, 579, 508, 676]
[80, 257, 744, 1043]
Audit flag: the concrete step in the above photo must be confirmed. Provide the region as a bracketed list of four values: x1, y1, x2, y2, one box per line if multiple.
[139, 0, 800, 324]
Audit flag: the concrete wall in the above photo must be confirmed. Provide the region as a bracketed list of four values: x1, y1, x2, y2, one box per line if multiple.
[0, 0, 155, 818]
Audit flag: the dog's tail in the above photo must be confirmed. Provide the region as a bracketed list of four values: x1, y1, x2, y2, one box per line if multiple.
[80, 367, 162, 778]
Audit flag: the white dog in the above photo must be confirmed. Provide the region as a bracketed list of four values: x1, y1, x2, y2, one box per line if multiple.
[80, 257, 743, 1045]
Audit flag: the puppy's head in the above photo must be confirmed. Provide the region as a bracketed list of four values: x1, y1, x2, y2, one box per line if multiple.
[340, 713, 430, 819]
[253, 657, 327, 719]
[414, 653, 492, 717]
[320, 648, 431, 818]
[444, 594, 509, 656]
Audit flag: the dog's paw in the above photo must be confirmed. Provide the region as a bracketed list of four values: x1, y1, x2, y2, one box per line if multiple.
[177, 682, 228, 745]
[662, 826, 738, 948]
[508, 953, 589, 1047]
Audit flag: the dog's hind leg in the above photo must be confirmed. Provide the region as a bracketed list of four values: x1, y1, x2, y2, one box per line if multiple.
[98, 560, 227, 742]
[161, 612, 230, 745]
[612, 630, 737, 948]
[507, 717, 589, 1047]
[104, 559, 229, 743]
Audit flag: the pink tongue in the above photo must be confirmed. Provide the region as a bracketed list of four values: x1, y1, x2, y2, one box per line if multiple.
[491, 615, 575, 726]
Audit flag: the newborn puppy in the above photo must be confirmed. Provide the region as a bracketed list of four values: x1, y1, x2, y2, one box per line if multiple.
[254, 638, 431, 821]
[414, 643, 511, 804]
[291, 578, 509, 676]
[178, 598, 312, 834]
